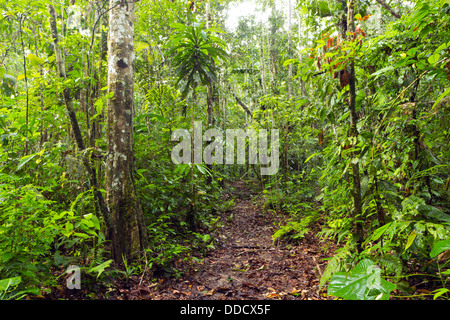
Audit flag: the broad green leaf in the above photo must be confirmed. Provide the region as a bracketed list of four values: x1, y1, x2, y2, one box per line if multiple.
[170, 22, 187, 30]
[27, 53, 45, 67]
[432, 87, 450, 110]
[418, 204, 450, 223]
[83, 213, 100, 230]
[432, 288, 449, 300]
[0, 276, 21, 292]
[74, 232, 90, 239]
[53, 211, 68, 220]
[405, 230, 417, 250]
[430, 240, 450, 258]
[16, 153, 37, 171]
[88, 259, 113, 278]
[70, 191, 85, 212]
[328, 259, 396, 300]
[65, 221, 73, 232]
[427, 53, 440, 65]
[283, 58, 297, 66]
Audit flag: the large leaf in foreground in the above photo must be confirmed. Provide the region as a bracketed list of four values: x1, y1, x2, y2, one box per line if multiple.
[328, 259, 396, 300]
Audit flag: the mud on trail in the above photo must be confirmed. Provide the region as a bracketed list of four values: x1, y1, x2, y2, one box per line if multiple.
[133, 180, 335, 300]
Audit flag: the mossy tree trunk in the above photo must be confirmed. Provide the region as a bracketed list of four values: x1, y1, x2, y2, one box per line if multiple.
[106, 0, 148, 264]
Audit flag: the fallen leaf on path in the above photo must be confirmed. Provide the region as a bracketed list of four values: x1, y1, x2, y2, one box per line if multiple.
[289, 288, 300, 295]
[265, 292, 279, 298]
[204, 289, 215, 296]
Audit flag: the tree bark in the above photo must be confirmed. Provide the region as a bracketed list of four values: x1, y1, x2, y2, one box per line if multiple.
[346, 0, 364, 252]
[287, 0, 292, 100]
[205, 0, 215, 184]
[19, 15, 29, 156]
[226, 81, 252, 117]
[259, 26, 267, 96]
[375, 0, 401, 19]
[106, 0, 148, 264]
[206, 0, 213, 128]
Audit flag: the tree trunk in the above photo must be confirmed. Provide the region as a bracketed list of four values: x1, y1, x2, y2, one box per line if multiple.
[287, 0, 292, 100]
[106, 0, 148, 264]
[375, 0, 401, 19]
[259, 27, 267, 96]
[346, 0, 364, 252]
[297, 12, 306, 97]
[48, 4, 114, 241]
[206, 0, 213, 127]
[205, 0, 214, 184]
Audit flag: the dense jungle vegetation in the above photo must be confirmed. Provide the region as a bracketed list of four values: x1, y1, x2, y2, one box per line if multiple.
[0, 0, 449, 301]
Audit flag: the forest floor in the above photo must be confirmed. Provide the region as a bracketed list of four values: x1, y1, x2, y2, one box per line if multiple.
[46, 180, 337, 300]
[120, 180, 337, 300]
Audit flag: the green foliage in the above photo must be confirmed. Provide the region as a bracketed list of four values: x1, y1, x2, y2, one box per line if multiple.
[289, 0, 450, 300]
[145, 213, 190, 274]
[431, 240, 450, 259]
[0, 0, 448, 301]
[168, 21, 228, 96]
[328, 259, 397, 300]
[0, 173, 105, 291]
[272, 219, 312, 243]
[0, 276, 38, 300]
[87, 259, 113, 279]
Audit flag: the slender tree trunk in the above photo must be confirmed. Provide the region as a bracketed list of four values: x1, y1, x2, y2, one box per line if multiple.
[285, 0, 292, 179]
[297, 12, 306, 97]
[19, 15, 29, 156]
[287, 0, 292, 100]
[186, 81, 197, 230]
[30, 22, 46, 148]
[205, 0, 214, 184]
[375, 0, 401, 19]
[346, 0, 364, 252]
[260, 27, 267, 96]
[48, 4, 114, 241]
[96, 14, 108, 146]
[106, 0, 148, 264]
[206, 0, 213, 127]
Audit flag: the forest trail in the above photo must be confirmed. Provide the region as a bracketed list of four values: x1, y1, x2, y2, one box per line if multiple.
[132, 180, 334, 300]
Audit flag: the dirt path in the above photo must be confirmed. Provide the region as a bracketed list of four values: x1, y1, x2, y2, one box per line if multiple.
[138, 180, 333, 300]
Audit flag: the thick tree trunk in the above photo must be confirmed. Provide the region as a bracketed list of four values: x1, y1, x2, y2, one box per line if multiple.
[106, 0, 148, 264]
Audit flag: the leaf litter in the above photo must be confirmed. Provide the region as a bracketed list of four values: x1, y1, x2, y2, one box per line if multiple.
[130, 180, 337, 300]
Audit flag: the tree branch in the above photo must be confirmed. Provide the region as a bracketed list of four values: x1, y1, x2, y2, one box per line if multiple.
[375, 0, 401, 19]
[225, 82, 253, 117]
